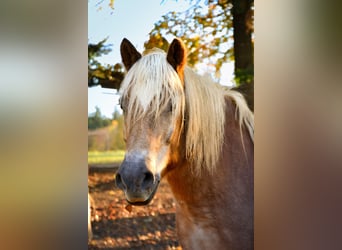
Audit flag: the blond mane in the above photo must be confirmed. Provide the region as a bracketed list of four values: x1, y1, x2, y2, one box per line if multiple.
[183, 68, 254, 174]
[119, 50, 254, 174]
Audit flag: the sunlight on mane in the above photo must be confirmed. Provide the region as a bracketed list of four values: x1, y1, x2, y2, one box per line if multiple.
[119, 49, 254, 174]
[183, 67, 254, 174]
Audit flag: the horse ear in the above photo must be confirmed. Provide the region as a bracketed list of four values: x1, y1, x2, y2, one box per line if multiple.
[167, 38, 187, 75]
[120, 38, 142, 71]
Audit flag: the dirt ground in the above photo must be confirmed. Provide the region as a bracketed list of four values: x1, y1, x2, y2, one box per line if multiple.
[88, 167, 182, 250]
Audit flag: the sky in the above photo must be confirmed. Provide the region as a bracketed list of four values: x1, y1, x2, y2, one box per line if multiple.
[88, 0, 234, 118]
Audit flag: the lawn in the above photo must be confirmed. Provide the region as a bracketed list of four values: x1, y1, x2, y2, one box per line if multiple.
[88, 150, 125, 164]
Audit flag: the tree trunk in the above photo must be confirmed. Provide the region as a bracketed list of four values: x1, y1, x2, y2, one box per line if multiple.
[232, 81, 254, 111]
[232, 0, 254, 111]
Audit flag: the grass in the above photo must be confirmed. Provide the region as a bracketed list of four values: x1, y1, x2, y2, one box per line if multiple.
[88, 150, 125, 164]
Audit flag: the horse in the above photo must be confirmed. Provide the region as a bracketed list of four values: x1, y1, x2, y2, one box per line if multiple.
[115, 38, 254, 250]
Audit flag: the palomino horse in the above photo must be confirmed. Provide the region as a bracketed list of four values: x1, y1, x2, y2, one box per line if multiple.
[115, 38, 254, 250]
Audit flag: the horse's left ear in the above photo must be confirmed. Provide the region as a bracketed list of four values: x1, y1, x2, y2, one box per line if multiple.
[167, 38, 187, 75]
[120, 38, 142, 71]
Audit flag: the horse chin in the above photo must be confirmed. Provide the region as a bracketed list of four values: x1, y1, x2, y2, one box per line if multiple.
[126, 182, 159, 206]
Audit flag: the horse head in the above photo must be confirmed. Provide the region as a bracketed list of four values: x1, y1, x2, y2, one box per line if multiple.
[115, 38, 186, 205]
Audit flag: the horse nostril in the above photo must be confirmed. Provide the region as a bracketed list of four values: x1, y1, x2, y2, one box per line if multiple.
[115, 172, 125, 189]
[142, 171, 154, 188]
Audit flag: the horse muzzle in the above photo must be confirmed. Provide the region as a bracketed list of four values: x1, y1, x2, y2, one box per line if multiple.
[115, 159, 159, 205]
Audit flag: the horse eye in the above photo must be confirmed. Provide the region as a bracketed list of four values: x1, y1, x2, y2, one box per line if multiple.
[119, 98, 125, 111]
[167, 102, 173, 113]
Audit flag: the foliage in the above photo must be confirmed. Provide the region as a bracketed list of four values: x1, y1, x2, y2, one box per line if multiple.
[234, 68, 254, 85]
[149, 1, 233, 77]
[148, 0, 254, 85]
[109, 111, 125, 150]
[88, 37, 112, 65]
[89, 0, 253, 110]
[88, 107, 112, 130]
[88, 107, 126, 151]
[88, 38, 124, 88]
[90, 0, 115, 12]
[144, 33, 170, 52]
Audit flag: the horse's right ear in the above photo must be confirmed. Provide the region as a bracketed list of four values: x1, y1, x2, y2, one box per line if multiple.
[120, 38, 142, 71]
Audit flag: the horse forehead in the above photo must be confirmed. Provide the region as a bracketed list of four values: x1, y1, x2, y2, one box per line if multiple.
[143, 48, 165, 55]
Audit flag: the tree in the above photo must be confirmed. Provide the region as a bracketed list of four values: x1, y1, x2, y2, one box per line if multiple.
[231, 0, 253, 84]
[109, 112, 125, 150]
[89, 0, 254, 110]
[88, 107, 112, 130]
[88, 108, 126, 151]
[148, 0, 254, 110]
[88, 38, 125, 89]
[144, 33, 170, 52]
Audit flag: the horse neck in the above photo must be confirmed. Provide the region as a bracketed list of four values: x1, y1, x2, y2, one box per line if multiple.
[166, 98, 254, 249]
[166, 97, 253, 206]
